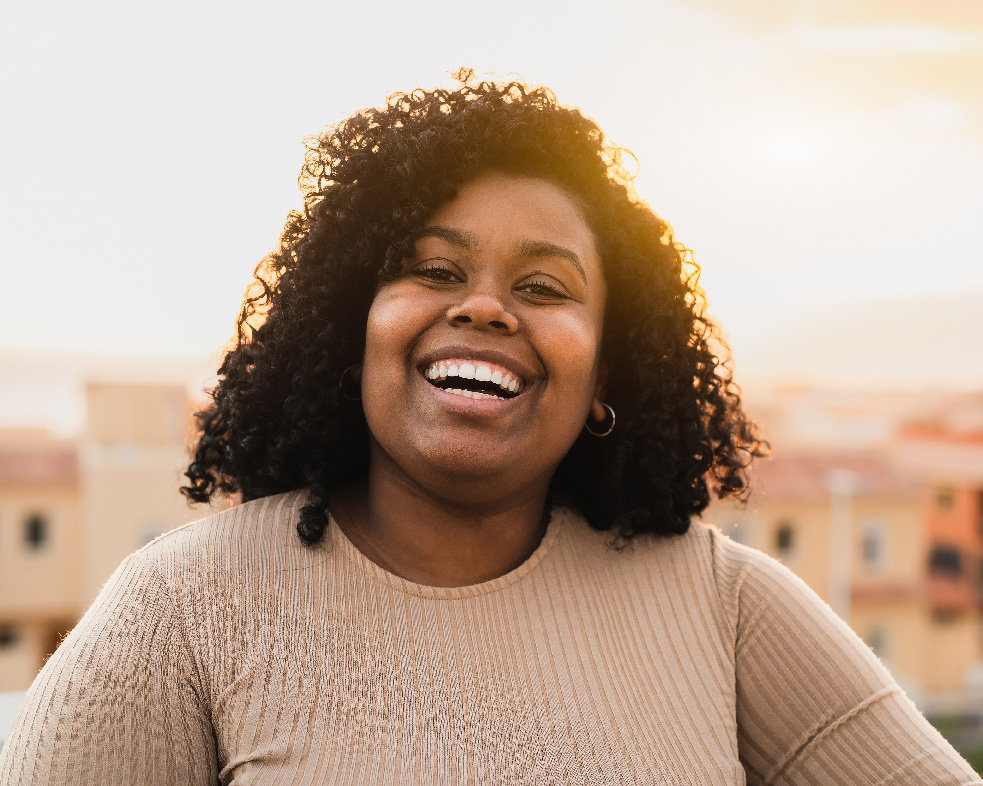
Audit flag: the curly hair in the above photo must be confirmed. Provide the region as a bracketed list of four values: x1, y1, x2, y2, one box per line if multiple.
[182, 69, 767, 546]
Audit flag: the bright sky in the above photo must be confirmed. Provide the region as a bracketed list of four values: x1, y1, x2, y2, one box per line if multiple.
[2, 0, 981, 373]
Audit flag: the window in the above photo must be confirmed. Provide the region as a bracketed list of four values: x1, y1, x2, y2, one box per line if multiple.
[0, 624, 19, 649]
[24, 513, 48, 549]
[775, 521, 794, 559]
[861, 519, 885, 571]
[929, 544, 962, 578]
[936, 487, 956, 511]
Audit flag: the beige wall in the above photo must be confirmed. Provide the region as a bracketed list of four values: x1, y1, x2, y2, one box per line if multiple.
[80, 382, 202, 604]
[0, 484, 81, 619]
[850, 602, 924, 695]
[0, 622, 53, 692]
[0, 383, 205, 690]
[0, 432, 84, 691]
[849, 602, 981, 699]
[851, 497, 925, 584]
[713, 495, 923, 606]
[708, 484, 980, 702]
[919, 612, 981, 695]
[86, 383, 190, 446]
[80, 445, 200, 603]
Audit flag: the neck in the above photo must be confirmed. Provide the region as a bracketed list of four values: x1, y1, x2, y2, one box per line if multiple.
[332, 455, 553, 588]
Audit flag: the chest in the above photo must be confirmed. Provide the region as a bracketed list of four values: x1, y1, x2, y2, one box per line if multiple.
[208, 586, 743, 785]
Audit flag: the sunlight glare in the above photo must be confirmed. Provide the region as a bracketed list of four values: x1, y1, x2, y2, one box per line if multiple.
[758, 130, 823, 167]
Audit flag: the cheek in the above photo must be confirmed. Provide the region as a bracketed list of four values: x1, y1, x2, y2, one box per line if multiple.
[540, 312, 604, 396]
[364, 288, 403, 353]
[360, 292, 413, 411]
[363, 287, 434, 369]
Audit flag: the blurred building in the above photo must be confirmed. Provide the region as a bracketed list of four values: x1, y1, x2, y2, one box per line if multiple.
[709, 392, 983, 714]
[0, 383, 203, 691]
[0, 431, 81, 690]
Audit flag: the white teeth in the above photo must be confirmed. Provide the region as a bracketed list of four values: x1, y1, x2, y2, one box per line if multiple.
[445, 388, 505, 400]
[422, 360, 524, 395]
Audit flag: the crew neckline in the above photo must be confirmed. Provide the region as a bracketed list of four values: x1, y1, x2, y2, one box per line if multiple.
[328, 506, 565, 600]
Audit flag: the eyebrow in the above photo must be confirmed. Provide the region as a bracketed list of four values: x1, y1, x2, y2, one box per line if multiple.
[415, 226, 476, 248]
[416, 226, 588, 284]
[518, 239, 587, 284]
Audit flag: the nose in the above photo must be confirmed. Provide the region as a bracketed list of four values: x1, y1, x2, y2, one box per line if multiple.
[446, 294, 519, 334]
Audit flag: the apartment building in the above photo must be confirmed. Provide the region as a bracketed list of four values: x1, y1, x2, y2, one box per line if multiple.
[0, 431, 81, 689]
[0, 383, 202, 691]
[708, 445, 983, 711]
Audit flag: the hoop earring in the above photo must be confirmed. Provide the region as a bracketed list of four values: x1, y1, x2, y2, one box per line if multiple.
[339, 365, 362, 401]
[584, 403, 615, 437]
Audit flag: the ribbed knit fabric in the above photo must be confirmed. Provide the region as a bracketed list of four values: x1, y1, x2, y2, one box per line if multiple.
[1, 490, 978, 785]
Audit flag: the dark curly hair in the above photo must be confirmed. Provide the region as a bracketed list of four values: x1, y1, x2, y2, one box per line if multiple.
[182, 69, 767, 546]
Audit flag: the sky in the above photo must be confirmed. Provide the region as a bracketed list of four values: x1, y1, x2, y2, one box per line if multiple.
[2, 0, 981, 383]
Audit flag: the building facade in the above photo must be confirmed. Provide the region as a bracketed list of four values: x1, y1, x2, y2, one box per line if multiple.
[0, 383, 204, 692]
[708, 445, 983, 712]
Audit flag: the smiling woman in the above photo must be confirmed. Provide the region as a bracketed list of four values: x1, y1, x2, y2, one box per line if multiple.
[177, 71, 765, 554]
[0, 72, 978, 784]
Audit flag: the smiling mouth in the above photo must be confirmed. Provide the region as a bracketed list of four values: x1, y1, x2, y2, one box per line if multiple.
[423, 360, 525, 401]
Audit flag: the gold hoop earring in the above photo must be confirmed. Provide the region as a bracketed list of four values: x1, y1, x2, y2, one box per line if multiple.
[339, 365, 362, 401]
[584, 403, 615, 437]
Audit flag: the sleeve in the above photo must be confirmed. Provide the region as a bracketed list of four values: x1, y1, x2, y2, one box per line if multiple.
[711, 530, 982, 786]
[0, 549, 218, 785]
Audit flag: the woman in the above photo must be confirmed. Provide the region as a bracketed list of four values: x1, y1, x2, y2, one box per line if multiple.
[1, 73, 978, 784]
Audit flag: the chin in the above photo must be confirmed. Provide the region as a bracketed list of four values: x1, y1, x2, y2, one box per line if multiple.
[391, 436, 529, 498]
[420, 439, 512, 479]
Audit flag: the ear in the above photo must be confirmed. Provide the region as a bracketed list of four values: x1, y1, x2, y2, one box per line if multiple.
[590, 361, 608, 422]
[339, 363, 363, 401]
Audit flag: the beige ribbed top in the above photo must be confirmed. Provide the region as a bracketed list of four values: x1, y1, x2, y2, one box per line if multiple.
[1, 490, 978, 785]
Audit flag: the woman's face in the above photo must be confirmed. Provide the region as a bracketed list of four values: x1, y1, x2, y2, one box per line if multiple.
[360, 171, 607, 500]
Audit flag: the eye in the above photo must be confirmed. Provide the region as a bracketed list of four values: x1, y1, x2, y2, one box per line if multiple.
[516, 276, 570, 301]
[411, 258, 463, 284]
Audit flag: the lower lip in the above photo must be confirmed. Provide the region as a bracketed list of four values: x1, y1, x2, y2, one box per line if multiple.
[419, 373, 525, 416]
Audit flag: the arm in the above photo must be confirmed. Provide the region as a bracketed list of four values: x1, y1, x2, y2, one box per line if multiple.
[0, 550, 218, 785]
[712, 530, 981, 785]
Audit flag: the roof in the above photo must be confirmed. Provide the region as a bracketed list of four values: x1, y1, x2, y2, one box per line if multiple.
[746, 451, 923, 500]
[0, 446, 79, 486]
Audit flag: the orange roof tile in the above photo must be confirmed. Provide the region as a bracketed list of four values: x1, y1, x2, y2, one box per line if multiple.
[0, 447, 79, 485]
[746, 451, 923, 500]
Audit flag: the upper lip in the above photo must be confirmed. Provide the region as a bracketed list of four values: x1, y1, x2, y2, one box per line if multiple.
[416, 345, 537, 387]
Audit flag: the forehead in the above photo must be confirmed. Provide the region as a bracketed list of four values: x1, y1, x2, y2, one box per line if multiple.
[422, 172, 599, 265]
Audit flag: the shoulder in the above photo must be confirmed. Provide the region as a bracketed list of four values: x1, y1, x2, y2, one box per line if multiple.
[120, 489, 321, 643]
[557, 510, 806, 627]
[560, 508, 758, 587]
[137, 488, 312, 577]
[100, 489, 323, 676]
[688, 519, 830, 637]
[555, 508, 752, 608]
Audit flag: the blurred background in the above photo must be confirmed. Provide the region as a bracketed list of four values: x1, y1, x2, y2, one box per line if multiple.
[2, 0, 982, 765]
